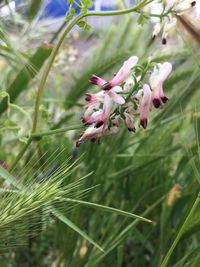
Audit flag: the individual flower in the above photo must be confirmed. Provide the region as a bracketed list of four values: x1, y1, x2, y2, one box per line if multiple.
[76, 125, 118, 147]
[124, 109, 136, 132]
[149, 62, 172, 108]
[92, 56, 139, 90]
[139, 84, 152, 129]
[82, 91, 104, 125]
[83, 85, 125, 127]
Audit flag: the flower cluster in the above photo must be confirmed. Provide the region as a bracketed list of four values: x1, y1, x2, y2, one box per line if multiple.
[76, 56, 172, 147]
[150, 0, 198, 44]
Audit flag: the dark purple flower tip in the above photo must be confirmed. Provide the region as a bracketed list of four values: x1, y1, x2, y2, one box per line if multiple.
[140, 118, 148, 129]
[191, 1, 196, 7]
[153, 98, 162, 108]
[81, 117, 91, 126]
[85, 94, 91, 102]
[89, 75, 99, 85]
[128, 127, 136, 133]
[81, 117, 87, 124]
[95, 121, 104, 128]
[161, 96, 169, 104]
[102, 82, 112, 91]
[162, 38, 167, 45]
[76, 140, 82, 147]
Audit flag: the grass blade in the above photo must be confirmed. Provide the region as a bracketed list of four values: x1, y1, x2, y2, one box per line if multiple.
[0, 165, 25, 191]
[64, 198, 152, 223]
[51, 207, 104, 252]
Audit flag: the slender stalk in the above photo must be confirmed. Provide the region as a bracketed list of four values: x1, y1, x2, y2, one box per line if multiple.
[31, 124, 83, 139]
[160, 193, 200, 267]
[31, 13, 85, 133]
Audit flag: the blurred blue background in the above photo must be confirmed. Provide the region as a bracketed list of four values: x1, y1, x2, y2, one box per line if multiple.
[15, 0, 134, 19]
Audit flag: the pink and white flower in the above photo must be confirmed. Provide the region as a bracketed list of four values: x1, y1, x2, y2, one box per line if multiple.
[76, 125, 118, 147]
[76, 56, 173, 147]
[83, 86, 125, 127]
[95, 56, 138, 90]
[149, 62, 172, 108]
[139, 84, 152, 129]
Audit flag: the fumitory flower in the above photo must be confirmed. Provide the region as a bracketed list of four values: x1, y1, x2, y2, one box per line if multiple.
[76, 125, 119, 147]
[76, 56, 173, 147]
[82, 85, 125, 126]
[149, 62, 173, 108]
[101, 56, 138, 90]
[139, 84, 152, 129]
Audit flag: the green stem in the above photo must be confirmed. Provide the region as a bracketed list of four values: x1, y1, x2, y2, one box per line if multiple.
[31, 124, 83, 139]
[31, 12, 86, 133]
[86, 0, 153, 17]
[160, 193, 200, 267]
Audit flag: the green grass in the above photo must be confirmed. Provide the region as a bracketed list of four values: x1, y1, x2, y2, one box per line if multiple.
[0, 2, 200, 266]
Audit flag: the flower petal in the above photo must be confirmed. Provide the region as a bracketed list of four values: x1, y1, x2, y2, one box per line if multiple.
[76, 125, 104, 147]
[102, 56, 138, 90]
[89, 75, 107, 87]
[108, 90, 125, 104]
[140, 84, 152, 129]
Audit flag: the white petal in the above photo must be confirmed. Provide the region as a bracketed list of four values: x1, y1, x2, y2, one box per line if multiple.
[108, 91, 125, 104]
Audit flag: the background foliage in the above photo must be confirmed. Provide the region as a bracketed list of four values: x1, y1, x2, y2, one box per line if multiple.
[0, 1, 199, 267]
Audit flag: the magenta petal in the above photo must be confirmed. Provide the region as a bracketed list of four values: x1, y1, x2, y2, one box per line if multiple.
[89, 75, 107, 87]
[140, 118, 148, 129]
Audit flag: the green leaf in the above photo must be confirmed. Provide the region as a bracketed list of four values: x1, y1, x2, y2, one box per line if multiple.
[51, 207, 104, 252]
[137, 12, 149, 26]
[77, 21, 91, 30]
[64, 198, 152, 223]
[82, 0, 93, 8]
[65, 7, 76, 22]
